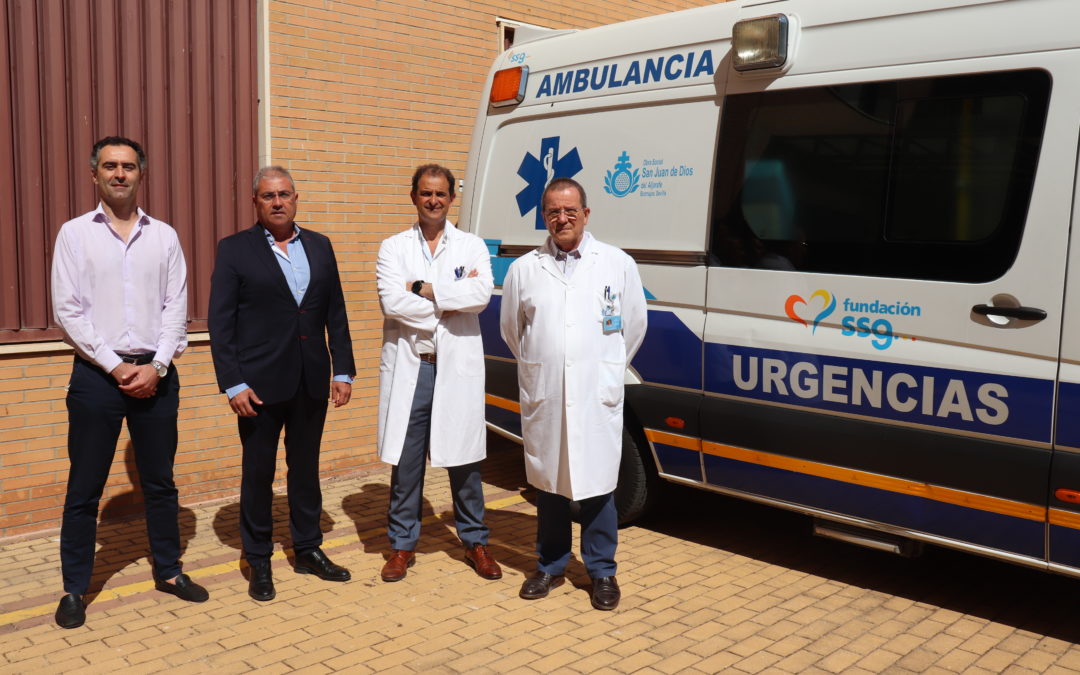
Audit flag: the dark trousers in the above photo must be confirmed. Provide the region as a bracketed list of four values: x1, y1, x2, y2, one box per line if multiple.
[61, 357, 182, 595]
[536, 490, 618, 578]
[238, 389, 328, 563]
[387, 361, 488, 550]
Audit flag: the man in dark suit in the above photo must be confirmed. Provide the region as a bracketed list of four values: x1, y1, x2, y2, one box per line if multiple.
[209, 165, 355, 601]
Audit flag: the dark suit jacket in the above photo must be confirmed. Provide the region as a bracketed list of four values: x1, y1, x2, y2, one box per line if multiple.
[208, 223, 355, 404]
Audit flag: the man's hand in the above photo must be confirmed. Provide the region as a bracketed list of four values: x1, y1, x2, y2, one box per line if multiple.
[110, 362, 137, 386]
[230, 388, 263, 417]
[439, 270, 479, 319]
[331, 381, 352, 408]
[118, 364, 159, 398]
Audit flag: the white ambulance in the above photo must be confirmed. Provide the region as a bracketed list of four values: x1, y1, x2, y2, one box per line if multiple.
[460, 0, 1080, 578]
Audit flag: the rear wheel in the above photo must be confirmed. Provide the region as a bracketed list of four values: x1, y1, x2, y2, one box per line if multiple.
[567, 422, 660, 525]
[614, 426, 658, 525]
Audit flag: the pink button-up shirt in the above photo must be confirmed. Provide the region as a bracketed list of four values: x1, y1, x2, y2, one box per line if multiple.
[51, 204, 188, 374]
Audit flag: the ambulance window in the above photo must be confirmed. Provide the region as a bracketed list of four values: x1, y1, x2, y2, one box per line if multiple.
[710, 70, 1050, 282]
[888, 93, 1025, 242]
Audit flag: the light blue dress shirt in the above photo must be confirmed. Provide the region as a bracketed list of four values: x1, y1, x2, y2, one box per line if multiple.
[226, 226, 352, 400]
[266, 225, 311, 304]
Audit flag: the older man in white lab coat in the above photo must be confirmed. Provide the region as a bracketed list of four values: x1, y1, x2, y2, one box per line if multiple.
[500, 177, 647, 611]
[376, 164, 502, 583]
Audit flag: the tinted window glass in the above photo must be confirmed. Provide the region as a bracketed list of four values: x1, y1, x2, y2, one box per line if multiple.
[710, 71, 1050, 282]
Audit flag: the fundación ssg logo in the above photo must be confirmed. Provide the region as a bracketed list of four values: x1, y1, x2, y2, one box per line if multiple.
[516, 136, 582, 230]
[785, 289, 920, 351]
[603, 151, 640, 198]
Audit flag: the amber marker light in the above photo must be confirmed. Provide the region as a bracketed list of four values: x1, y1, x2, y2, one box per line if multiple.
[490, 66, 529, 107]
[1055, 488, 1080, 504]
[665, 416, 686, 430]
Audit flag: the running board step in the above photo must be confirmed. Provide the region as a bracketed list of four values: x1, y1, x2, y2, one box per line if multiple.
[813, 520, 924, 558]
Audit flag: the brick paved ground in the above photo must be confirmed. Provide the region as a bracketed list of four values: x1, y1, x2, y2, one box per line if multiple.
[4, 433, 1080, 674]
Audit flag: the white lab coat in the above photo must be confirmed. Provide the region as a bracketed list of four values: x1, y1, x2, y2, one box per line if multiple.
[500, 233, 647, 500]
[377, 221, 493, 467]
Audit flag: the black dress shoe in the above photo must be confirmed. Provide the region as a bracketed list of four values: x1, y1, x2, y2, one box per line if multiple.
[248, 561, 275, 601]
[55, 593, 85, 629]
[591, 576, 620, 610]
[295, 548, 351, 582]
[519, 571, 564, 600]
[154, 573, 209, 603]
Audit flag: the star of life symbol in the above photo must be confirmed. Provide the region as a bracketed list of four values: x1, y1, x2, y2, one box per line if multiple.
[516, 136, 583, 230]
[603, 151, 640, 198]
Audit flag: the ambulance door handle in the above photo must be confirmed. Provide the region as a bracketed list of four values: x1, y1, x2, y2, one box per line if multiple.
[971, 304, 1047, 321]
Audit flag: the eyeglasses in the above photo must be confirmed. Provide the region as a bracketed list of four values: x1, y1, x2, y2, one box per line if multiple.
[258, 190, 294, 202]
[544, 207, 581, 221]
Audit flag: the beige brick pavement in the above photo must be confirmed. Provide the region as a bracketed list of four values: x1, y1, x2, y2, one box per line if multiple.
[4, 433, 1080, 673]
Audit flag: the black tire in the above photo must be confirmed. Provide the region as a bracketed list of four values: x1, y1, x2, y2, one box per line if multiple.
[567, 422, 658, 526]
[614, 426, 657, 525]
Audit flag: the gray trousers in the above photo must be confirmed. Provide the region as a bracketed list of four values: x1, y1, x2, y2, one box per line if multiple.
[387, 361, 489, 550]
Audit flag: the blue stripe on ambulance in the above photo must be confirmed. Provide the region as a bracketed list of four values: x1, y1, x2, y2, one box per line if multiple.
[1055, 381, 1080, 449]
[653, 442, 702, 481]
[706, 343, 1053, 445]
[1050, 524, 1080, 568]
[485, 401, 522, 437]
[698, 449, 1045, 559]
[479, 296, 513, 360]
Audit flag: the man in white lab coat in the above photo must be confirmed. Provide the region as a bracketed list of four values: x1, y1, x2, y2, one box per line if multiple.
[375, 164, 502, 583]
[500, 177, 647, 610]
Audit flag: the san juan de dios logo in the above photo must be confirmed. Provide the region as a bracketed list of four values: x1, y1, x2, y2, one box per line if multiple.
[785, 290, 920, 351]
[516, 136, 582, 230]
[603, 151, 640, 198]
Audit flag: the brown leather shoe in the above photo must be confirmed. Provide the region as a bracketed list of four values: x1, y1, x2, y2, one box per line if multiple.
[464, 544, 502, 580]
[380, 549, 415, 582]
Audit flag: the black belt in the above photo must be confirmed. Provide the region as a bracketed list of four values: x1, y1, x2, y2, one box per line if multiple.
[115, 352, 155, 366]
[418, 353, 437, 364]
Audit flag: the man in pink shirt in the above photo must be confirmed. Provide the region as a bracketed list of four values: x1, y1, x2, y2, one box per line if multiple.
[50, 136, 207, 629]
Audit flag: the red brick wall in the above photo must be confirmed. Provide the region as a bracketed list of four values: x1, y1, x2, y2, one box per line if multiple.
[0, 0, 719, 540]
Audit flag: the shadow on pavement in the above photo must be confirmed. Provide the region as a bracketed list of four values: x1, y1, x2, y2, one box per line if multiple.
[338, 444, 543, 580]
[639, 481, 1080, 644]
[85, 443, 198, 600]
[481, 432, 532, 497]
[211, 494, 338, 569]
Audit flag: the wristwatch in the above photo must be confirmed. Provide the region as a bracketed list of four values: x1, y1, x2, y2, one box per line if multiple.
[151, 360, 168, 378]
[411, 280, 425, 296]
